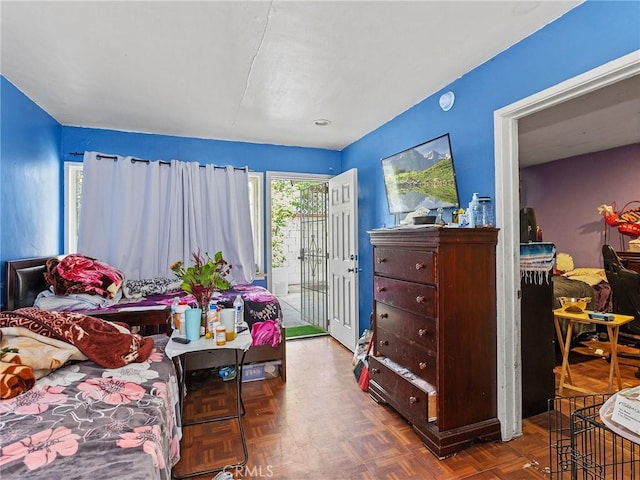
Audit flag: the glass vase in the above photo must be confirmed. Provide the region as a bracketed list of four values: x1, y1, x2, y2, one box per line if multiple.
[192, 288, 212, 333]
[200, 301, 209, 332]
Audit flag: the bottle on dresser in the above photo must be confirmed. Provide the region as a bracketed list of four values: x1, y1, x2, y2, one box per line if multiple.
[468, 193, 480, 228]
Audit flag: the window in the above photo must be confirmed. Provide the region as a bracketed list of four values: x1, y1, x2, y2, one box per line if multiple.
[248, 172, 264, 276]
[64, 162, 83, 253]
[64, 164, 265, 276]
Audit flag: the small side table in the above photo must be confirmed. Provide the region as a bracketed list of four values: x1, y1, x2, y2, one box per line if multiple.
[165, 328, 252, 479]
[553, 308, 635, 395]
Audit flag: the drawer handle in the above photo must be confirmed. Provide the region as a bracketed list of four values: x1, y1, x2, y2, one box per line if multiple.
[416, 295, 425, 303]
[371, 368, 379, 374]
[409, 396, 418, 405]
[376, 257, 386, 264]
[379, 340, 388, 347]
[377, 286, 386, 293]
[380, 312, 389, 319]
[415, 262, 426, 270]
[419, 362, 428, 370]
[418, 328, 427, 337]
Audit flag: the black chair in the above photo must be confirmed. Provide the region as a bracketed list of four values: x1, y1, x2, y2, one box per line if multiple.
[602, 244, 640, 377]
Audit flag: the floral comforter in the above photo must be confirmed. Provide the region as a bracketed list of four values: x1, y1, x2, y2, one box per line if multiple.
[0, 335, 181, 479]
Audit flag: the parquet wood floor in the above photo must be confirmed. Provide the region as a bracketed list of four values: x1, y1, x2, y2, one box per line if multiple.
[173, 336, 640, 480]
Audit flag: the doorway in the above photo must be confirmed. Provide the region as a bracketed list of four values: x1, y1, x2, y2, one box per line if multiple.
[266, 172, 331, 339]
[494, 51, 640, 441]
[299, 182, 329, 331]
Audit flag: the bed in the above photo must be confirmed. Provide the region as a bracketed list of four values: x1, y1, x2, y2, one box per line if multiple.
[0, 308, 181, 479]
[520, 244, 613, 341]
[553, 268, 614, 340]
[553, 271, 613, 312]
[3, 256, 287, 380]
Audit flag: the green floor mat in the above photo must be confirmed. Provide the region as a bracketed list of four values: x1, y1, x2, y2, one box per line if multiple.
[285, 324, 328, 339]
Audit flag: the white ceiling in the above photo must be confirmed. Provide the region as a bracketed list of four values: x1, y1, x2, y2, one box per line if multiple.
[5, 0, 635, 163]
[518, 74, 640, 167]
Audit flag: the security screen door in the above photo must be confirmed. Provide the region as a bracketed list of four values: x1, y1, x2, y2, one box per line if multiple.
[298, 182, 328, 329]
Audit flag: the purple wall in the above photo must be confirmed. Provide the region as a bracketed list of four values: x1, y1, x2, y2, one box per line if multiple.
[520, 143, 639, 268]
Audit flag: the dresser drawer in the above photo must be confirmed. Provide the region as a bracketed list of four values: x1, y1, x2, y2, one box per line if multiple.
[369, 356, 437, 425]
[374, 276, 436, 318]
[375, 301, 436, 352]
[373, 247, 435, 284]
[375, 326, 436, 386]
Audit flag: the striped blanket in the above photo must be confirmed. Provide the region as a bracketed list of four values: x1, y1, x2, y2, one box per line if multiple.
[520, 242, 556, 284]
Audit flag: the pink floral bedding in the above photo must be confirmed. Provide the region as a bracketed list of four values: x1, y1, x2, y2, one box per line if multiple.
[0, 335, 181, 479]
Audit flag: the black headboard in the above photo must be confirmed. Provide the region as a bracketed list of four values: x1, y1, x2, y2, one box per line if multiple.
[4, 257, 58, 311]
[3, 256, 172, 335]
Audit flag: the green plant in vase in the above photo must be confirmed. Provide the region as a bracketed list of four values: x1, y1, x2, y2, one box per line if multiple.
[170, 250, 232, 328]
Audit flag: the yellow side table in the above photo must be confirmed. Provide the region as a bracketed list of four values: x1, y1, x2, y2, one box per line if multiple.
[553, 308, 635, 395]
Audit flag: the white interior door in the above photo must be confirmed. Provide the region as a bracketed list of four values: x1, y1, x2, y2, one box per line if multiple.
[327, 168, 358, 351]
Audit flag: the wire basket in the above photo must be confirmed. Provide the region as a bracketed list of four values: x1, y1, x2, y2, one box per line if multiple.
[549, 394, 640, 479]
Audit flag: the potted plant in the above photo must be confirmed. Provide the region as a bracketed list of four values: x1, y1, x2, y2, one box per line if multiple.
[170, 250, 232, 325]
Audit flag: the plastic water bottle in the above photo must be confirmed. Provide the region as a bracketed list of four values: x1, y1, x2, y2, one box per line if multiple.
[233, 294, 244, 332]
[468, 193, 480, 228]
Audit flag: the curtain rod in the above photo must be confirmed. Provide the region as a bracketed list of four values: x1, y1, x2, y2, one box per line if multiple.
[68, 152, 247, 170]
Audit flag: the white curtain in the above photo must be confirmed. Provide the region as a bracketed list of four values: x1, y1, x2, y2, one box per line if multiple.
[77, 152, 255, 284]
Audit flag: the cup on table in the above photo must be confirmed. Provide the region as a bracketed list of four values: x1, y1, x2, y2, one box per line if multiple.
[185, 308, 202, 341]
[220, 308, 237, 341]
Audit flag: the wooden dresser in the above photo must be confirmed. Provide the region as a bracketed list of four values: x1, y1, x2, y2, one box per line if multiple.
[368, 227, 501, 458]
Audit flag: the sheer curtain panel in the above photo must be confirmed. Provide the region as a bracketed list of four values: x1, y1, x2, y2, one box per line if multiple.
[77, 152, 255, 284]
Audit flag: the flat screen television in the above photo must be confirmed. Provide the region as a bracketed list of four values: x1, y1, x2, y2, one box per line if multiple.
[381, 133, 460, 215]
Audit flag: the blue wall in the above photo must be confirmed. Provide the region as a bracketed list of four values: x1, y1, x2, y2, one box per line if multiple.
[1, 1, 638, 328]
[343, 0, 640, 331]
[0, 77, 61, 307]
[61, 127, 341, 174]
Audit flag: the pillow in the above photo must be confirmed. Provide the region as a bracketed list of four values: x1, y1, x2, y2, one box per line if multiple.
[563, 268, 607, 286]
[122, 278, 182, 299]
[564, 267, 605, 277]
[556, 253, 574, 273]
